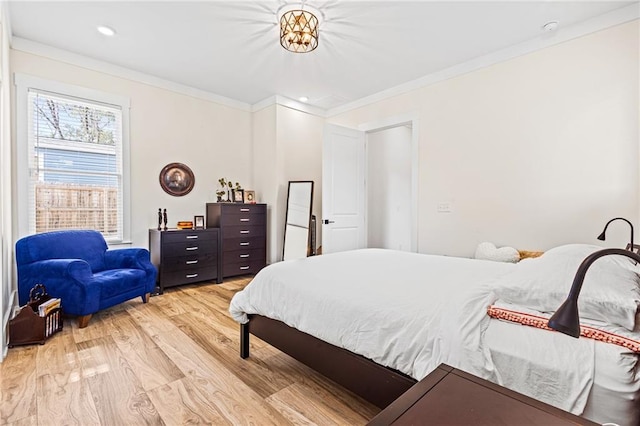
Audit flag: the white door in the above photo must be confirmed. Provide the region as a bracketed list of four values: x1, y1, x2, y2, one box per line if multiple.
[322, 124, 366, 254]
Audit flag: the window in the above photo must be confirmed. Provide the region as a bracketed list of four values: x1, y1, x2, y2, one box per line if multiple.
[16, 75, 130, 243]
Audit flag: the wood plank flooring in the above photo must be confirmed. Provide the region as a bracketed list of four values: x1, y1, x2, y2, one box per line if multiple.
[0, 277, 379, 425]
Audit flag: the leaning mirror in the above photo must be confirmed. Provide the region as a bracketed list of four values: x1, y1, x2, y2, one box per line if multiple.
[283, 181, 314, 261]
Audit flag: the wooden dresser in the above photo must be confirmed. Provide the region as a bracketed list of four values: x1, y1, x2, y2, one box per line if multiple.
[149, 228, 221, 293]
[206, 203, 266, 280]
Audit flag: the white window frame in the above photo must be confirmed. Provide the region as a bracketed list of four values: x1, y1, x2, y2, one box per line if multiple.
[15, 73, 131, 244]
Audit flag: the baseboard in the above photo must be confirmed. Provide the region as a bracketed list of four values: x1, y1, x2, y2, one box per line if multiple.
[2, 289, 17, 361]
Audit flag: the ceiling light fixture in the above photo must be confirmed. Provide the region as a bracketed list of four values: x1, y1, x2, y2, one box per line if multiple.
[97, 26, 116, 36]
[298, 96, 309, 102]
[279, 6, 320, 53]
[542, 21, 559, 32]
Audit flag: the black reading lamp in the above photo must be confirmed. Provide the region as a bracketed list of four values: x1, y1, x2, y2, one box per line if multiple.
[548, 218, 638, 338]
[548, 248, 640, 337]
[597, 217, 634, 251]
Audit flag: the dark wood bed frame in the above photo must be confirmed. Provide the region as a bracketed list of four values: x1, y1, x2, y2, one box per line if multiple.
[240, 314, 418, 408]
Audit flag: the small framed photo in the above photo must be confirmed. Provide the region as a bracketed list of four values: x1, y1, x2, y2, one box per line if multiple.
[244, 190, 256, 204]
[193, 215, 205, 229]
[232, 189, 245, 203]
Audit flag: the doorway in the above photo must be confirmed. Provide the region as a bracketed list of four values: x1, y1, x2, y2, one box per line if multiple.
[366, 125, 412, 251]
[322, 116, 418, 254]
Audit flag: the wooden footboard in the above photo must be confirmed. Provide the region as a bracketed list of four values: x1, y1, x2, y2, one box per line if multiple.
[240, 314, 417, 408]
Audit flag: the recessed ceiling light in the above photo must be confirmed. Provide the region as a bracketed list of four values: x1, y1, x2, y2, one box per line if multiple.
[299, 96, 309, 102]
[542, 21, 559, 32]
[97, 26, 116, 36]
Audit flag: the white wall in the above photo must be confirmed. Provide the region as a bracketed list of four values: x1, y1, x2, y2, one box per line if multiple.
[251, 104, 277, 262]
[0, 5, 13, 359]
[253, 104, 324, 263]
[328, 21, 639, 257]
[10, 49, 253, 248]
[367, 126, 412, 251]
[276, 105, 323, 257]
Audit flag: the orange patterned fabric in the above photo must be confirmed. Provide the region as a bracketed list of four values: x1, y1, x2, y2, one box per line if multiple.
[487, 305, 640, 353]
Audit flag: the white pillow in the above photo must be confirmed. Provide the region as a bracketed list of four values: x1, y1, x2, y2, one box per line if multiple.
[543, 243, 640, 273]
[493, 244, 640, 330]
[475, 242, 520, 263]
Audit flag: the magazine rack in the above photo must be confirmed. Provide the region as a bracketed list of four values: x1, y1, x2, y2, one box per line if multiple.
[8, 284, 63, 347]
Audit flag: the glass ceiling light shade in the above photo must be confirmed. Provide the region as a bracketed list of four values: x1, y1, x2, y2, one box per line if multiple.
[280, 9, 319, 53]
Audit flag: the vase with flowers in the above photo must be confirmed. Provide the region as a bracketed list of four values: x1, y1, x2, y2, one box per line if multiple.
[217, 178, 229, 202]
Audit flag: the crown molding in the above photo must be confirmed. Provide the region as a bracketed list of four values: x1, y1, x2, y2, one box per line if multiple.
[11, 37, 252, 112]
[252, 95, 327, 117]
[327, 4, 639, 117]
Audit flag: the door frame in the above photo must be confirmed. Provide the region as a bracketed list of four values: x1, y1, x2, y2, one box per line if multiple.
[358, 113, 419, 252]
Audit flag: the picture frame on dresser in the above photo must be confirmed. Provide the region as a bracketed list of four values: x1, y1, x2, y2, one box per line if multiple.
[194, 215, 205, 229]
[232, 189, 245, 203]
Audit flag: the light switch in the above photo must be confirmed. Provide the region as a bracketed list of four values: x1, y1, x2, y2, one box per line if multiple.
[437, 202, 451, 213]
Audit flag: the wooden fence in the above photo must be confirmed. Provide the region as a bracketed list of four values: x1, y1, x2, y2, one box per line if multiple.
[35, 183, 119, 237]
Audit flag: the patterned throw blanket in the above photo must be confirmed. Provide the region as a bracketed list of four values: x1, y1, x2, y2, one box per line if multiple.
[487, 305, 640, 353]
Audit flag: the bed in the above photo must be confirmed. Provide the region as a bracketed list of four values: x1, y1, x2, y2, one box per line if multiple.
[230, 246, 640, 425]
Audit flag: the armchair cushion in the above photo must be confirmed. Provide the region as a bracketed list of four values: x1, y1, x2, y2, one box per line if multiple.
[16, 230, 157, 322]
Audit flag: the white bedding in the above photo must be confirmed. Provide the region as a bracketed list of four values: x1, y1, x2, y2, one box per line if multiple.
[485, 317, 640, 426]
[229, 248, 640, 424]
[230, 249, 515, 379]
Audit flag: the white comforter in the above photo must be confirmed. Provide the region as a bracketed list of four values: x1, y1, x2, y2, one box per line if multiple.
[230, 249, 517, 379]
[229, 249, 640, 425]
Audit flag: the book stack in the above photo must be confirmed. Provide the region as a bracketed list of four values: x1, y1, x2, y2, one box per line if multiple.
[38, 297, 60, 317]
[34, 297, 62, 338]
[176, 221, 194, 230]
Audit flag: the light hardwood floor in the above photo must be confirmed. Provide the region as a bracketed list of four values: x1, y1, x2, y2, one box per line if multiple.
[1, 277, 379, 425]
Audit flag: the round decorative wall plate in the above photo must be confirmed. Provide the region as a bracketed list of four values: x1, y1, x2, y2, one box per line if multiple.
[159, 162, 195, 196]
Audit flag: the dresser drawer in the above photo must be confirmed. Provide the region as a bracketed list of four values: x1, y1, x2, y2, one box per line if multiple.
[221, 225, 265, 239]
[161, 230, 217, 244]
[160, 253, 217, 272]
[162, 240, 217, 258]
[223, 236, 266, 251]
[162, 266, 218, 288]
[222, 259, 265, 278]
[220, 204, 266, 215]
[222, 247, 266, 267]
[220, 213, 266, 227]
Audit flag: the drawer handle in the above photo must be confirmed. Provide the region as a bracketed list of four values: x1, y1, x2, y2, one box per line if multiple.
[240, 218, 250, 222]
[240, 242, 250, 246]
[186, 246, 199, 251]
[240, 208, 250, 212]
[240, 230, 250, 234]
[186, 260, 198, 265]
[186, 235, 198, 239]
[186, 273, 199, 278]
[239, 254, 250, 258]
[239, 266, 250, 271]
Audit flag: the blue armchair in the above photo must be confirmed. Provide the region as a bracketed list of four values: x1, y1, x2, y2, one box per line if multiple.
[16, 230, 157, 328]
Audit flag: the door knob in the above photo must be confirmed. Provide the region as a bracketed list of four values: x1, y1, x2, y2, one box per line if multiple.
[323, 219, 335, 224]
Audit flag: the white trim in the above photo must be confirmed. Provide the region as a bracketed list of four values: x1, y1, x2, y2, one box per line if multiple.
[2, 289, 16, 357]
[327, 5, 640, 117]
[1, 2, 12, 49]
[360, 113, 420, 252]
[11, 37, 252, 112]
[251, 96, 278, 113]
[252, 95, 327, 117]
[14, 73, 132, 243]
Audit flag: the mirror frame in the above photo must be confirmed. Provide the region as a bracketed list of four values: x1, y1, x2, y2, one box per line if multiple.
[282, 180, 314, 261]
